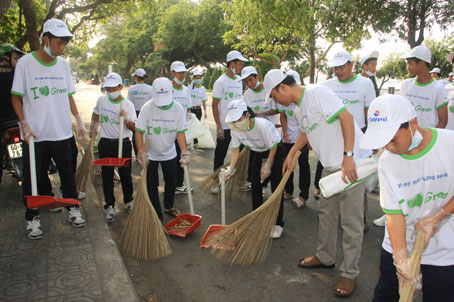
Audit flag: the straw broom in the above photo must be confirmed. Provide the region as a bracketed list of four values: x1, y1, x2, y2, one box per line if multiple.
[119, 142, 172, 260]
[207, 151, 301, 265]
[399, 230, 427, 302]
[225, 147, 250, 200]
[199, 162, 230, 194]
[75, 135, 96, 195]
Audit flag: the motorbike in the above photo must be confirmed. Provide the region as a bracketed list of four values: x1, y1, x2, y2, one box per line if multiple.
[1, 120, 23, 181]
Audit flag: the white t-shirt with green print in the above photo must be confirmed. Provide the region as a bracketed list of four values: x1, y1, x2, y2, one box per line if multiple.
[379, 128, 454, 265]
[11, 52, 76, 142]
[231, 117, 280, 153]
[135, 100, 187, 161]
[320, 74, 375, 129]
[444, 82, 454, 130]
[127, 83, 153, 112]
[278, 103, 299, 143]
[172, 85, 191, 111]
[212, 73, 243, 130]
[400, 78, 448, 128]
[93, 95, 137, 139]
[243, 87, 279, 125]
[190, 85, 208, 107]
[295, 84, 371, 171]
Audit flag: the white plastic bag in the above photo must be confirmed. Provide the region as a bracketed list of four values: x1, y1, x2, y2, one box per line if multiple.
[185, 113, 205, 144]
[365, 172, 379, 193]
[196, 121, 215, 149]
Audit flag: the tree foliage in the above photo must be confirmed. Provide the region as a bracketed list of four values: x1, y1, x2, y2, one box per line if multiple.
[376, 52, 408, 90]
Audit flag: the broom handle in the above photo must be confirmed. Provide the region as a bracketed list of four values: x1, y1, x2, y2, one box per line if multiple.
[29, 136, 37, 196]
[278, 150, 302, 192]
[118, 101, 125, 158]
[140, 139, 150, 187]
[220, 168, 226, 225]
[183, 165, 194, 215]
[399, 230, 426, 302]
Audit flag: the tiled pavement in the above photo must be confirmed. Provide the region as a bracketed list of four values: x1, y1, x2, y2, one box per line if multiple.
[0, 176, 139, 302]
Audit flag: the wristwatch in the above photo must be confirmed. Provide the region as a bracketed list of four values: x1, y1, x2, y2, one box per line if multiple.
[344, 151, 354, 157]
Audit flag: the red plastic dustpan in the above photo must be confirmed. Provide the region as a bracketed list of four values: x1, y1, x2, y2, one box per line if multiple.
[92, 101, 131, 167]
[25, 137, 81, 210]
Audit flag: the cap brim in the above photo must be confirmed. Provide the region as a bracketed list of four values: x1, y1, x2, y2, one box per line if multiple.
[172, 68, 188, 72]
[360, 124, 400, 149]
[329, 59, 349, 68]
[102, 82, 121, 88]
[240, 71, 255, 80]
[264, 89, 273, 105]
[225, 110, 244, 123]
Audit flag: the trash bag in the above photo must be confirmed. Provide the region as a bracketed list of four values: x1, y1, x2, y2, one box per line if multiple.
[196, 121, 215, 149]
[186, 113, 205, 144]
[365, 172, 379, 193]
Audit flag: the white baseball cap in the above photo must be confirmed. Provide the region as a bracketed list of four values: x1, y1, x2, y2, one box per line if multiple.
[285, 69, 301, 85]
[360, 50, 379, 66]
[102, 73, 122, 88]
[152, 77, 173, 106]
[329, 50, 352, 67]
[430, 67, 441, 74]
[401, 45, 431, 63]
[263, 69, 286, 104]
[131, 68, 147, 77]
[226, 50, 248, 63]
[446, 53, 454, 63]
[225, 99, 248, 123]
[193, 70, 203, 77]
[449, 72, 454, 77]
[240, 66, 258, 80]
[360, 94, 417, 150]
[40, 19, 74, 40]
[170, 61, 188, 72]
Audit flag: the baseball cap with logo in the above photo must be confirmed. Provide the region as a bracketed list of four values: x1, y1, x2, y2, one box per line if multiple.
[131, 68, 147, 77]
[401, 45, 431, 63]
[240, 66, 258, 80]
[225, 99, 247, 123]
[102, 73, 122, 88]
[193, 70, 203, 77]
[360, 95, 417, 149]
[226, 50, 248, 63]
[263, 69, 286, 104]
[170, 61, 188, 72]
[40, 19, 74, 40]
[360, 50, 379, 66]
[152, 77, 173, 106]
[285, 69, 301, 85]
[430, 67, 441, 74]
[329, 50, 352, 67]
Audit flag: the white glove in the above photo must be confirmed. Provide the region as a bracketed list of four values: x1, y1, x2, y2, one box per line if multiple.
[74, 114, 87, 141]
[393, 249, 422, 294]
[90, 120, 99, 138]
[220, 166, 236, 182]
[138, 151, 149, 170]
[180, 152, 190, 166]
[261, 162, 272, 182]
[20, 120, 36, 143]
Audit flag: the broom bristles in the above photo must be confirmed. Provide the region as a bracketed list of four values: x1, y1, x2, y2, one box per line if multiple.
[207, 151, 302, 265]
[198, 162, 230, 194]
[225, 148, 250, 200]
[75, 136, 96, 193]
[119, 159, 172, 260]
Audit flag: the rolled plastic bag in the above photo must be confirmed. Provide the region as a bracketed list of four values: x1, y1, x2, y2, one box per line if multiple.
[319, 158, 377, 199]
[196, 121, 215, 149]
[186, 113, 205, 144]
[365, 172, 379, 193]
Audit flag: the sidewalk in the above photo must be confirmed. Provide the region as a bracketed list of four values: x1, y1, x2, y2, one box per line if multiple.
[0, 175, 139, 302]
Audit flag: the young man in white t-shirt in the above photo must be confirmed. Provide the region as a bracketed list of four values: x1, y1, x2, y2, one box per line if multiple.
[170, 61, 192, 194]
[211, 50, 247, 183]
[264, 69, 371, 298]
[135, 78, 189, 220]
[128, 68, 152, 158]
[400, 45, 448, 128]
[360, 50, 380, 97]
[90, 73, 137, 222]
[430, 67, 451, 86]
[11, 19, 87, 239]
[361, 95, 454, 302]
[190, 70, 208, 147]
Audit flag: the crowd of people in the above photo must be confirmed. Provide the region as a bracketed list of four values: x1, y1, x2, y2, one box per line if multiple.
[2, 18, 454, 300]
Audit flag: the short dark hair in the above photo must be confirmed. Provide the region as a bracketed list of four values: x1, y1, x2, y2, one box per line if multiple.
[407, 57, 430, 69]
[43, 32, 72, 43]
[136, 75, 146, 81]
[227, 59, 240, 67]
[275, 75, 296, 92]
[399, 121, 409, 129]
[245, 106, 256, 118]
[432, 72, 441, 76]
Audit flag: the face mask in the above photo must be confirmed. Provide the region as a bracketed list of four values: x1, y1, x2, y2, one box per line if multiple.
[254, 81, 261, 89]
[173, 77, 184, 85]
[193, 79, 202, 85]
[44, 41, 55, 58]
[231, 117, 249, 132]
[365, 70, 374, 76]
[107, 91, 121, 100]
[407, 127, 423, 152]
[231, 67, 237, 75]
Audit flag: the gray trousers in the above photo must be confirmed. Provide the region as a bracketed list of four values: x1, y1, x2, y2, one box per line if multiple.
[315, 169, 365, 279]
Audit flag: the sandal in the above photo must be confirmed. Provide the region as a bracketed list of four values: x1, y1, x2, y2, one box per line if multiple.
[297, 255, 335, 269]
[283, 192, 293, 200]
[334, 276, 356, 298]
[313, 190, 320, 200]
[290, 197, 306, 208]
[164, 208, 180, 218]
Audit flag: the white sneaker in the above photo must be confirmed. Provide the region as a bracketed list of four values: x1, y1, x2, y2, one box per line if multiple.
[26, 216, 43, 240]
[271, 225, 283, 239]
[67, 207, 86, 227]
[211, 184, 220, 194]
[175, 185, 193, 194]
[242, 182, 252, 192]
[78, 191, 86, 200]
[373, 214, 386, 227]
[105, 206, 117, 223]
[125, 200, 134, 213]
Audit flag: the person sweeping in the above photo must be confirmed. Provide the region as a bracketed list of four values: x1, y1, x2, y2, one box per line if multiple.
[90, 72, 137, 222]
[135, 77, 189, 221]
[223, 99, 286, 239]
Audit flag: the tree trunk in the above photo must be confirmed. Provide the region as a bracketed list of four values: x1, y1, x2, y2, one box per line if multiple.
[0, 0, 11, 21]
[309, 45, 315, 84]
[22, 0, 40, 50]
